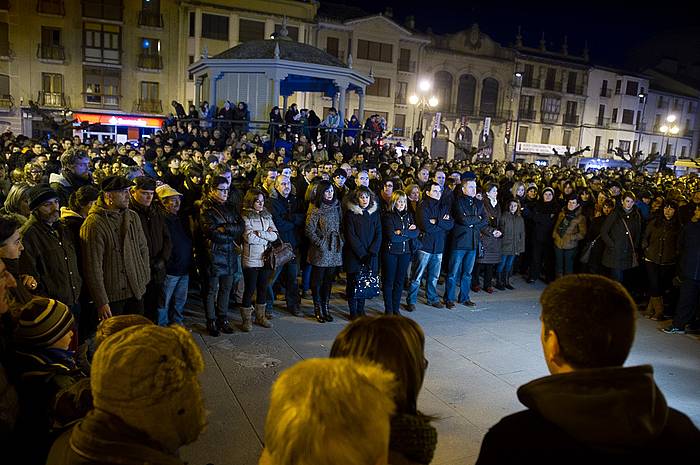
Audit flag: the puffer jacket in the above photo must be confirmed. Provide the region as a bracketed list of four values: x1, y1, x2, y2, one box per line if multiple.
[553, 207, 587, 250]
[305, 200, 344, 267]
[642, 216, 680, 265]
[199, 197, 243, 277]
[500, 212, 525, 256]
[242, 208, 278, 268]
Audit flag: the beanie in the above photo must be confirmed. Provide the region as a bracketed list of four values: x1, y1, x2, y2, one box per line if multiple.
[28, 186, 59, 210]
[14, 297, 74, 348]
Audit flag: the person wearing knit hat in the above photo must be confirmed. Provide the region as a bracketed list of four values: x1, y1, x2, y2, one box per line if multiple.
[14, 297, 74, 348]
[47, 325, 207, 464]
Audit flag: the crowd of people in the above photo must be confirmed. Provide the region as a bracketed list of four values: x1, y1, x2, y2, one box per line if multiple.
[1, 103, 700, 463]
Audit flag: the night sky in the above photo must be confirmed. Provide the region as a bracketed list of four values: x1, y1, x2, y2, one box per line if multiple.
[344, 0, 700, 71]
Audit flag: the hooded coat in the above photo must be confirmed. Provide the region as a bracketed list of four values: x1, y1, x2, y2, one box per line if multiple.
[476, 365, 700, 465]
[343, 197, 382, 274]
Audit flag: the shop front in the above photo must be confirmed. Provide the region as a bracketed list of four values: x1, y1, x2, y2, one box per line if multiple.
[72, 112, 165, 143]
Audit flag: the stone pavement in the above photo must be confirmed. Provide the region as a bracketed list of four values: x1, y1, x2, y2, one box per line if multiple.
[180, 280, 700, 465]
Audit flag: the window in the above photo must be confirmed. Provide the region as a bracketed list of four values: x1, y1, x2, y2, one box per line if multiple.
[600, 79, 608, 97]
[41, 73, 64, 106]
[625, 81, 638, 96]
[83, 66, 120, 107]
[619, 140, 631, 154]
[622, 109, 634, 125]
[189, 11, 195, 37]
[665, 143, 672, 156]
[540, 96, 560, 123]
[562, 130, 572, 147]
[274, 24, 298, 41]
[82, 0, 122, 21]
[395, 81, 407, 104]
[393, 114, 406, 137]
[615, 79, 621, 94]
[366, 77, 391, 97]
[37, 0, 66, 15]
[84, 22, 121, 64]
[540, 128, 550, 144]
[566, 72, 577, 94]
[517, 126, 528, 143]
[398, 48, 412, 71]
[138, 81, 160, 113]
[522, 63, 535, 87]
[140, 38, 160, 55]
[142, 0, 159, 11]
[202, 13, 228, 41]
[654, 114, 661, 129]
[357, 39, 393, 63]
[239, 19, 264, 43]
[435, 71, 453, 111]
[594, 136, 601, 156]
[611, 108, 618, 123]
[681, 146, 687, 158]
[480, 78, 499, 116]
[544, 68, 557, 90]
[39, 26, 64, 60]
[456, 74, 476, 114]
[607, 139, 615, 153]
[140, 81, 159, 100]
[0, 74, 9, 99]
[519, 94, 535, 119]
[326, 36, 339, 58]
[188, 55, 194, 81]
[651, 142, 658, 154]
[139, 0, 162, 27]
[657, 96, 665, 109]
[0, 22, 8, 57]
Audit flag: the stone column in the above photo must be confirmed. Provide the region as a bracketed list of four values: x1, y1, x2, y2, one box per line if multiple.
[358, 90, 365, 121]
[229, 13, 239, 48]
[194, 78, 203, 107]
[264, 19, 275, 40]
[209, 76, 218, 109]
[282, 95, 288, 113]
[194, 9, 202, 61]
[272, 77, 281, 110]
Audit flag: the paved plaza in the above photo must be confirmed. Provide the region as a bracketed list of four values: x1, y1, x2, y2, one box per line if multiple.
[180, 280, 700, 465]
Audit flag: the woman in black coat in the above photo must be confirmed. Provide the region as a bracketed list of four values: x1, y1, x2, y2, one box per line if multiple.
[381, 191, 419, 315]
[526, 187, 559, 283]
[343, 186, 382, 319]
[268, 106, 284, 141]
[582, 198, 615, 275]
[600, 191, 642, 283]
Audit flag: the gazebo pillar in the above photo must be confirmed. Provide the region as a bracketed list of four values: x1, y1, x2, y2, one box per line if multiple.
[358, 90, 365, 122]
[194, 78, 203, 107]
[282, 95, 288, 113]
[335, 80, 349, 122]
[272, 77, 281, 109]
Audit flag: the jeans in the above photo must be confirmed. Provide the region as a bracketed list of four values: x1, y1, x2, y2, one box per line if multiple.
[206, 275, 234, 321]
[157, 274, 189, 326]
[382, 252, 412, 314]
[445, 249, 477, 303]
[266, 259, 299, 311]
[407, 251, 443, 305]
[554, 248, 577, 276]
[243, 267, 272, 307]
[497, 255, 516, 273]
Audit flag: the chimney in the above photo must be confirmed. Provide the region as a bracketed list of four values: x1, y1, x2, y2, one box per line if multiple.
[384, 7, 393, 18]
[405, 15, 415, 29]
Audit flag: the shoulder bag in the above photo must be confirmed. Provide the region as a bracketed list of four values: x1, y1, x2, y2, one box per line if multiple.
[264, 240, 295, 270]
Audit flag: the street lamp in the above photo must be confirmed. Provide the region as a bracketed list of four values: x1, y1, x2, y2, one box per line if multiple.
[511, 71, 524, 162]
[658, 113, 680, 170]
[409, 78, 438, 136]
[635, 92, 647, 152]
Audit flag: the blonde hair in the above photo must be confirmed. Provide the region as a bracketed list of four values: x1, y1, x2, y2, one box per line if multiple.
[262, 358, 395, 465]
[389, 190, 408, 211]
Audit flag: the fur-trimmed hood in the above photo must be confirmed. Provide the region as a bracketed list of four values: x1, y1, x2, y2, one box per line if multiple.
[346, 197, 378, 215]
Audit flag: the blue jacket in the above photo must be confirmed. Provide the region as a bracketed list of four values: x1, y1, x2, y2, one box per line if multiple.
[268, 190, 304, 248]
[679, 220, 700, 280]
[343, 198, 382, 274]
[416, 197, 454, 254]
[382, 208, 419, 255]
[450, 190, 488, 250]
[163, 212, 192, 276]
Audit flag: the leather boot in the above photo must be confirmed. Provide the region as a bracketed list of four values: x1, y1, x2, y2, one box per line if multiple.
[254, 304, 272, 328]
[313, 294, 325, 323]
[239, 306, 253, 332]
[206, 320, 220, 337]
[323, 295, 333, 322]
[649, 296, 666, 321]
[495, 272, 506, 290]
[505, 271, 515, 290]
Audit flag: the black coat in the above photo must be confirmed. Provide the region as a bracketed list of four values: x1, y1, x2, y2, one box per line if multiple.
[530, 199, 559, 243]
[268, 189, 304, 248]
[678, 220, 700, 280]
[416, 197, 454, 254]
[382, 208, 419, 255]
[343, 199, 382, 274]
[600, 206, 642, 270]
[199, 197, 243, 277]
[450, 191, 488, 251]
[642, 216, 680, 266]
[130, 198, 172, 283]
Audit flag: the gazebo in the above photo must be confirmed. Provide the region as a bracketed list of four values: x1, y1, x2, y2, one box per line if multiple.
[188, 25, 373, 124]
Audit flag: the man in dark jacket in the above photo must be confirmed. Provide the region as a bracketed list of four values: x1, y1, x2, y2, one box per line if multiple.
[130, 177, 172, 323]
[406, 182, 454, 310]
[155, 184, 192, 327]
[19, 186, 82, 314]
[476, 274, 700, 465]
[266, 175, 304, 316]
[444, 176, 487, 308]
[48, 149, 92, 207]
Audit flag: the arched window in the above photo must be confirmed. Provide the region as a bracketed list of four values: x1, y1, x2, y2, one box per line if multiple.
[455, 126, 473, 160]
[456, 74, 476, 115]
[430, 123, 449, 159]
[434, 71, 453, 112]
[480, 78, 499, 116]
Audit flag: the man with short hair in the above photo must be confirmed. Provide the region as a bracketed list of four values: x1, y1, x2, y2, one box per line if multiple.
[259, 358, 395, 465]
[476, 274, 700, 465]
[49, 149, 92, 207]
[81, 176, 150, 320]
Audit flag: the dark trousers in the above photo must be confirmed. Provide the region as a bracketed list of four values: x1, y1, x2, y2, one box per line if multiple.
[206, 275, 234, 321]
[346, 272, 366, 317]
[267, 259, 299, 311]
[673, 278, 700, 329]
[110, 297, 144, 316]
[143, 279, 162, 323]
[243, 267, 271, 307]
[645, 261, 674, 297]
[529, 240, 553, 281]
[382, 252, 412, 315]
[311, 265, 336, 303]
[554, 248, 577, 276]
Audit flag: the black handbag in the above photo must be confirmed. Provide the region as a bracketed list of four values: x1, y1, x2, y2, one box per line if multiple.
[354, 264, 381, 299]
[265, 240, 295, 270]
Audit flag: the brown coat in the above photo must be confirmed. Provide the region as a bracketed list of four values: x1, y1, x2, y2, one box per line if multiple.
[552, 208, 587, 250]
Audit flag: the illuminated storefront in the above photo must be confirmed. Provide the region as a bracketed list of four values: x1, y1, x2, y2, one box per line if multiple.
[72, 112, 165, 143]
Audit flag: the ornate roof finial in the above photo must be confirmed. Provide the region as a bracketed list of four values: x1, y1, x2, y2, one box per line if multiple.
[201, 45, 208, 59]
[279, 16, 289, 39]
[539, 32, 546, 51]
[369, 65, 374, 78]
[515, 25, 523, 48]
[347, 52, 353, 68]
[274, 42, 280, 60]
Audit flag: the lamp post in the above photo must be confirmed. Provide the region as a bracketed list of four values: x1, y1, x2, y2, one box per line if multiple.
[658, 114, 679, 171]
[409, 78, 438, 137]
[635, 92, 647, 152]
[511, 71, 523, 162]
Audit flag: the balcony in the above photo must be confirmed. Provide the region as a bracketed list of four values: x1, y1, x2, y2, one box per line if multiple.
[563, 114, 580, 126]
[600, 88, 612, 98]
[138, 10, 163, 28]
[397, 60, 416, 73]
[136, 99, 162, 114]
[522, 78, 540, 89]
[37, 43, 65, 62]
[518, 109, 536, 121]
[543, 81, 563, 92]
[84, 91, 120, 108]
[137, 53, 163, 70]
[567, 84, 585, 96]
[37, 0, 64, 15]
[596, 117, 611, 128]
[540, 112, 559, 124]
[37, 91, 67, 107]
[82, 0, 122, 22]
[0, 94, 14, 111]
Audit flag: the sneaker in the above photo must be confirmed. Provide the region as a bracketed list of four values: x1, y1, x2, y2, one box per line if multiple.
[429, 301, 444, 309]
[460, 300, 476, 307]
[446, 301, 455, 309]
[403, 303, 416, 312]
[217, 319, 234, 334]
[661, 325, 686, 334]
